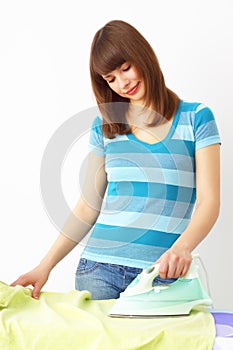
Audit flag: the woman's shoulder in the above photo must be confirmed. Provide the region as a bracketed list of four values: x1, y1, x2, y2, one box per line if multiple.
[178, 100, 220, 148]
[180, 100, 210, 113]
[91, 114, 102, 126]
[179, 100, 216, 124]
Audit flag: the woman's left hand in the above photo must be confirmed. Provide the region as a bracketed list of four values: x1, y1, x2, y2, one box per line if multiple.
[154, 247, 192, 279]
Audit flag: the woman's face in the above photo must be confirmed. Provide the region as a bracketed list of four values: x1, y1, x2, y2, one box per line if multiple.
[102, 62, 146, 105]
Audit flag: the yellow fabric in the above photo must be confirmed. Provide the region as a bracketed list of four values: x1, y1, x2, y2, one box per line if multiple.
[0, 281, 215, 350]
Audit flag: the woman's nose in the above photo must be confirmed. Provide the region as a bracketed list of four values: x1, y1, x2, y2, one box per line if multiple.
[118, 76, 130, 89]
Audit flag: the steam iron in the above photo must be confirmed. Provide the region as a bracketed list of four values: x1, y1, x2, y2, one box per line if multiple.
[108, 257, 213, 318]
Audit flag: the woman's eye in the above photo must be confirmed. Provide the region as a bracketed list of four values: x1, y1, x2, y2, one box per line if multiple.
[108, 78, 115, 84]
[123, 65, 131, 71]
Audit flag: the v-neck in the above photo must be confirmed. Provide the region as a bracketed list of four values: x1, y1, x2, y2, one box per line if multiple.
[126, 100, 182, 149]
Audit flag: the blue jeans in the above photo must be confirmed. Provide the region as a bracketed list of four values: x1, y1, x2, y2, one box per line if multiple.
[75, 258, 176, 300]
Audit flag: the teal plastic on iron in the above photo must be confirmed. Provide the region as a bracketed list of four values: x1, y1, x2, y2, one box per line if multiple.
[108, 256, 213, 318]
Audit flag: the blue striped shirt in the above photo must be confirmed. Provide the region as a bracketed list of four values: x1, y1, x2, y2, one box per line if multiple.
[81, 100, 221, 268]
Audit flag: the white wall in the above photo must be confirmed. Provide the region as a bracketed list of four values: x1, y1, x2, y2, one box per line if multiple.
[1, 0, 232, 309]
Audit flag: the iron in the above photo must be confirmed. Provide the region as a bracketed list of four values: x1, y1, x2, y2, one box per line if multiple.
[108, 256, 213, 318]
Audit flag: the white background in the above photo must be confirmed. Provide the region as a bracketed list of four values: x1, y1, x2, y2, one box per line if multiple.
[0, 0, 232, 309]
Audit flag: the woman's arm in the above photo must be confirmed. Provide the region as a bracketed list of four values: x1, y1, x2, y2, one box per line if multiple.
[11, 152, 107, 298]
[156, 143, 220, 279]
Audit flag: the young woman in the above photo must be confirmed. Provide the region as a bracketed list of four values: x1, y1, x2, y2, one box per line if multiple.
[11, 20, 221, 300]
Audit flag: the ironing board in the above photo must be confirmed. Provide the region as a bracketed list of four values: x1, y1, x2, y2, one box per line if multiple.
[211, 310, 233, 350]
[0, 281, 232, 350]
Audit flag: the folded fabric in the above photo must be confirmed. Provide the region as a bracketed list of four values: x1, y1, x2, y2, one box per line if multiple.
[0, 281, 215, 350]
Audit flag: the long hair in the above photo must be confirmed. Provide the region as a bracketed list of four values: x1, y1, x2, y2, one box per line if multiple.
[89, 20, 180, 138]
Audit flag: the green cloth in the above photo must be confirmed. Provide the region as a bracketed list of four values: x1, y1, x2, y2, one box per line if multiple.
[0, 281, 215, 350]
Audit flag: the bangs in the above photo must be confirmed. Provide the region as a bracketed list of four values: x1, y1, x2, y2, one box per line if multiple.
[92, 48, 127, 76]
[91, 32, 130, 75]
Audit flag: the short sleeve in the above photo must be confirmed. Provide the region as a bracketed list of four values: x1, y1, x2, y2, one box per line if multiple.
[194, 104, 221, 151]
[88, 116, 105, 156]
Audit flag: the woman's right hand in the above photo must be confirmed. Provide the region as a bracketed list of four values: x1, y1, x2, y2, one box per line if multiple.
[10, 265, 51, 299]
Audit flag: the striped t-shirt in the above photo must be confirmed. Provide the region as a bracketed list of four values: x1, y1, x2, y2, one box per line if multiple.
[81, 100, 221, 268]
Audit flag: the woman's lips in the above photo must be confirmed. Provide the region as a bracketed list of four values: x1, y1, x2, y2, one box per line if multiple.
[126, 82, 140, 95]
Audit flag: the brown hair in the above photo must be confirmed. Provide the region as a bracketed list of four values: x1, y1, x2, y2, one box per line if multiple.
[89, 20, 180, 138]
